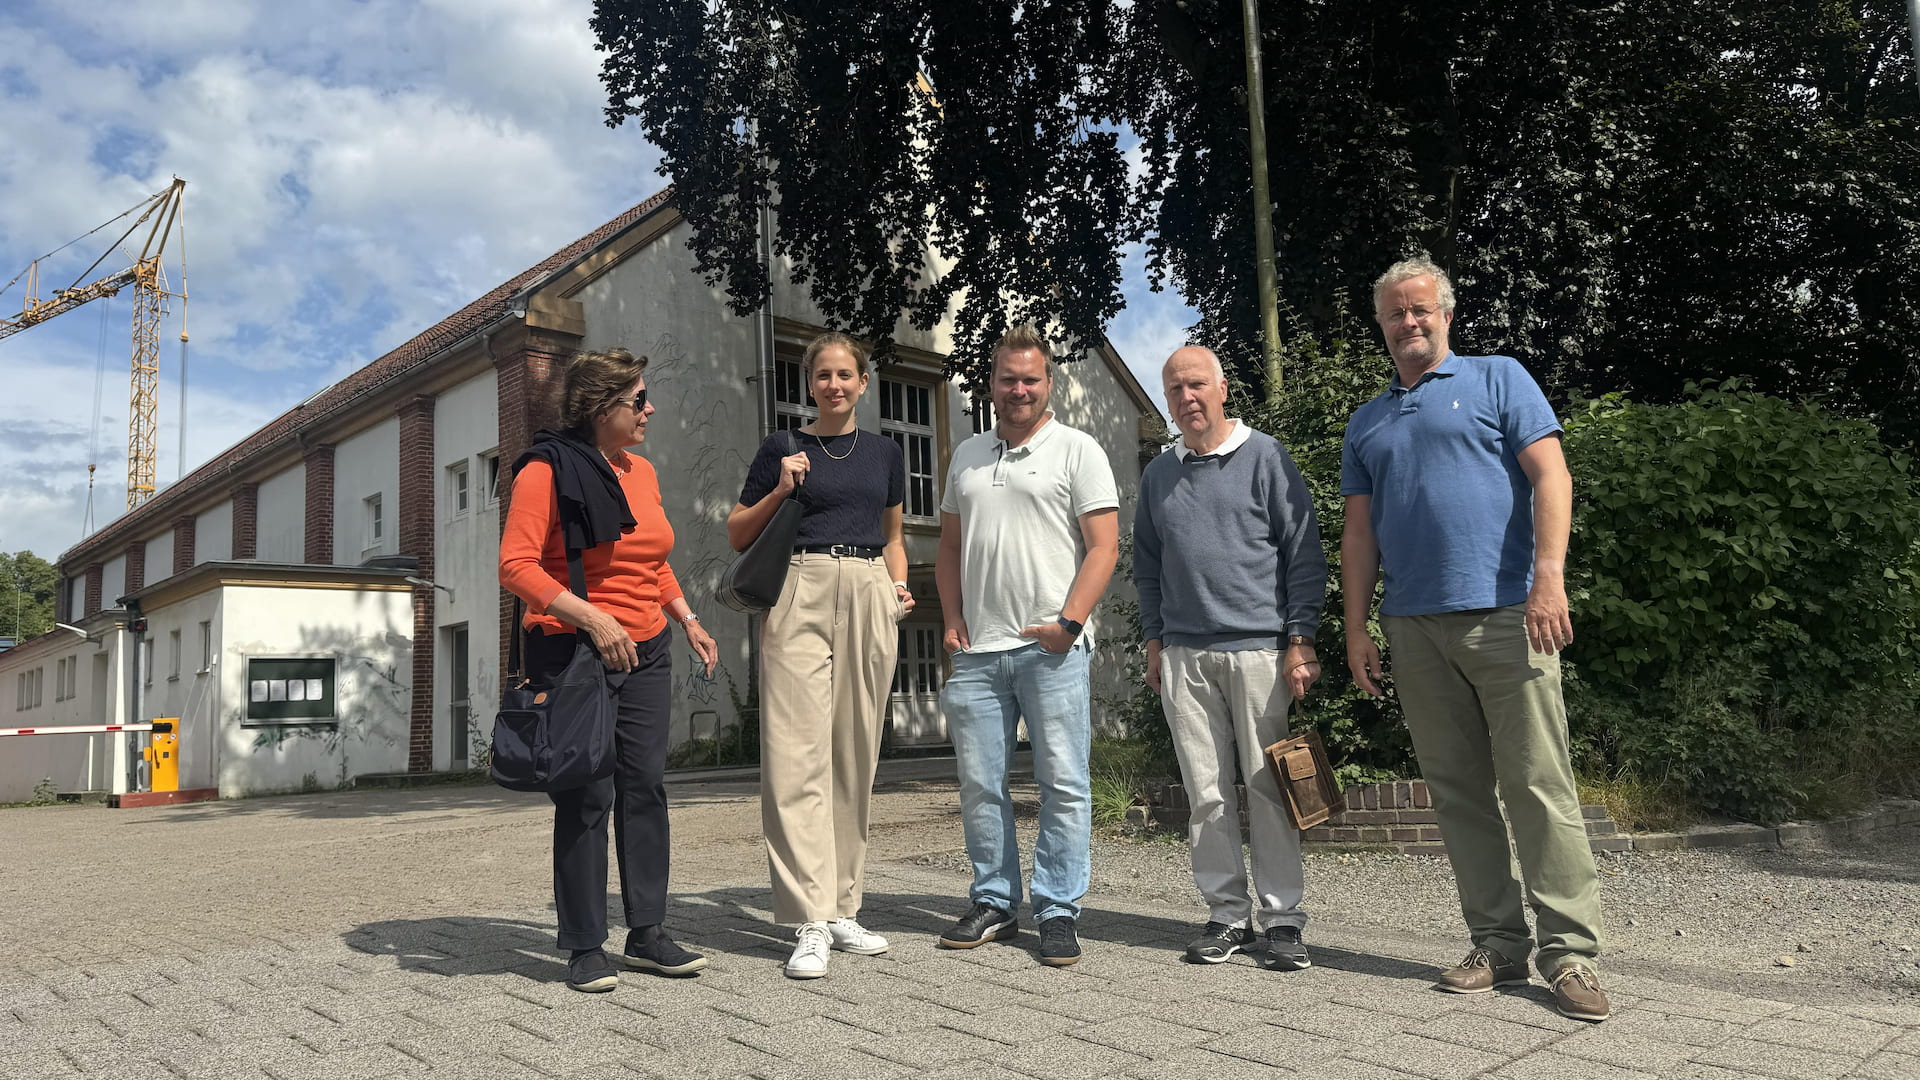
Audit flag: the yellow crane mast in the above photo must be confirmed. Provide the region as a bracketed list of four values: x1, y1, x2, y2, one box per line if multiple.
[0, 178, 188, 509]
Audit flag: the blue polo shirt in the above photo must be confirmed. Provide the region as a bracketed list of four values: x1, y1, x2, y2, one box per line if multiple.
[1340, 353, 1561, 616]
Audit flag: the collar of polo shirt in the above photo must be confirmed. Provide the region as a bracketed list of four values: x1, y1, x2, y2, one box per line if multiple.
[1174, 417, 1252, 462]
[1390, 351, 1463, 393]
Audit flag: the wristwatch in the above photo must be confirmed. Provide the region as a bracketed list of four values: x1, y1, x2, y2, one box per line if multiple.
[1056, 615, 1085, 638]
[1287, 634, 1315, 648]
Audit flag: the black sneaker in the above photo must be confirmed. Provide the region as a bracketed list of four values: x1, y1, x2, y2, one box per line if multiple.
[621, 928, 709, 976]
[1185, 921, 1257, 964]
[1260, 925, 1311, 971]
[566, 949, 618, 992]
[1038, 916, 1082, 967]
[938, 902, 1018, 949]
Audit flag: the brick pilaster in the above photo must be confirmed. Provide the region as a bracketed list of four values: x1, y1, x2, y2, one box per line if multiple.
[172, 515, 196, 576]
[124, 540, 146, 596]
[231, 482, 259, 560]
[398, 394, 438, 772]
[303, 444, 335, 565]
[84, 563, 103, 617]
[494, 336, 575, 681]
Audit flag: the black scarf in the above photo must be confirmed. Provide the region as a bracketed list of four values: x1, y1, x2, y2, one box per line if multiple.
[515, 429, 636, 552]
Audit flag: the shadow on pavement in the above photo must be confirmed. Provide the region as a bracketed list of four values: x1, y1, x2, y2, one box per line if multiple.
[344, 915, 566, 983]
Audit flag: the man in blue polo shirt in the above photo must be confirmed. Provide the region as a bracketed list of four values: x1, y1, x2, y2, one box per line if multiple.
[1341, 256, 1609, 1023]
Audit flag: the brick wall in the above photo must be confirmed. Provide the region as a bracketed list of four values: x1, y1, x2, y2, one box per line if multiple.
[231, 482, 258, 560]
[124, 540, 146, 596]
[303, 444, 335, 565]
[398, 394, 437, 772]
[493, 334, 576, 681]
[84, 563, 103, 617]
[172, 515, 196, 577]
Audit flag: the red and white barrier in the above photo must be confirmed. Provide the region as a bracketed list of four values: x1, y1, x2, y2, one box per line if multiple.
[0, 723, 161, 737]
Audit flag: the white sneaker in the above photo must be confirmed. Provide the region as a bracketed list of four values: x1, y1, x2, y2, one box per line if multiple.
[785, 922, 832, 979]
[828, 917, 890, 956]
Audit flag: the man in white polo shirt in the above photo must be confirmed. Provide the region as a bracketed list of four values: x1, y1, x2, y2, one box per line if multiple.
[934, 324, 1120, 967]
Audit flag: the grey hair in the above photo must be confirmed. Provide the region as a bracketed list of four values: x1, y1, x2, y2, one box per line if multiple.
[1165, 345, 1227, 383]
[1373, 256, 1457, 313]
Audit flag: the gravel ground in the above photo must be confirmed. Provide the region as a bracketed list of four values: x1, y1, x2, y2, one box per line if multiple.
[893, 797, 1920, 1003]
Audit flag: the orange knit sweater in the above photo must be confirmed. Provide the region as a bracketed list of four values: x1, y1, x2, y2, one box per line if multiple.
[498, 454, 684, 642]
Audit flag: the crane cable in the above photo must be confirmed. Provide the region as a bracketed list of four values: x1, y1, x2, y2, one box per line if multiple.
[84, 293, 112, 537]
[176, 191, 190, 482]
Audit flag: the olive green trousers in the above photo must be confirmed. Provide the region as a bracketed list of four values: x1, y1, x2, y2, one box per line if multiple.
[1381, 604, 1603, 976]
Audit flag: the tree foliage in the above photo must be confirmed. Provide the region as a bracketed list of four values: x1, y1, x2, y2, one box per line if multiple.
[0, 551, 58, 643]
[593, 0, 1920, 435]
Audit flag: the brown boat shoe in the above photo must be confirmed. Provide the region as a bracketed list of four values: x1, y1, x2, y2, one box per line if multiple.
[1548, 962, 1612, 1022]
[1435, 945, 1531, 994]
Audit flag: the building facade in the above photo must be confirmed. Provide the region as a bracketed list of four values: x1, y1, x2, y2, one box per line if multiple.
[0, 190, 1164, 801]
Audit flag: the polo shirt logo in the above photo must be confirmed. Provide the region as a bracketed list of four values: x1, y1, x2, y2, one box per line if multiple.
[1453, 400, 1460, 409]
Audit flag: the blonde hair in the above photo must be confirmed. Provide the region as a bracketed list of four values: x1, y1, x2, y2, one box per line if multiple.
[802, 331, 870, 376]
[554, 347, 649, 436]
[990, 324, 1055, 375]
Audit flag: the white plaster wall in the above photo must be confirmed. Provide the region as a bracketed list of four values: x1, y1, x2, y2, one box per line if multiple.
[100, 553, 126, 606]
[139, 590, 224, 791]
[431, 369, 500, 770]
[573, 220, 761, 750]
[144, 533, 173, 584]
[216, 585, 413, 796]
[197, 500, 233, 563]
[333, 416, 399, 565]
[0, 636, 126, 801]
[257, 463, 305, 563]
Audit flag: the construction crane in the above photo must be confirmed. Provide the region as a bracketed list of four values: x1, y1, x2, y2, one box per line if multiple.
[0, 178, 188, 510]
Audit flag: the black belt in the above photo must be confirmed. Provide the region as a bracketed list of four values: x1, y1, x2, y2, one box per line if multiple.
[796, 544, 883, 559]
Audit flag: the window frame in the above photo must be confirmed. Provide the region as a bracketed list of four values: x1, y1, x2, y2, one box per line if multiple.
[243, 656, 339, 725]
[479, 451, 501, 507]
[878, 375, 940, 525]
[198, 620, 213, 674]
[772, 354, 818, 432]
[447, 460, 471, 519]
[364, 493, 384, 551]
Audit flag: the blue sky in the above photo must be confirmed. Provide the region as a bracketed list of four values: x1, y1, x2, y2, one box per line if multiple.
[0, 0, 1197, 563]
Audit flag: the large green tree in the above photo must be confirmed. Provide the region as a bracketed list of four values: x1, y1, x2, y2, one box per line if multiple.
[0, 551, 57, 644]
[592, 0, 1920, 433]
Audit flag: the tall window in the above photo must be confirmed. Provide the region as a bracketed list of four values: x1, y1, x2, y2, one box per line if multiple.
[479, 451, 501, 506]
[892, 627, 943, 696]
[447, 460, 470, 518]
[880, 378, 937, 522]
[364, 494, 384, 550]
[168, 629, 181, 681]
[447, 624, 470, 769]
[142, 639, 154, 688]
[970, 393, 996, 435]
[198, 620, 213, 673]
[773, 356, 816, 431]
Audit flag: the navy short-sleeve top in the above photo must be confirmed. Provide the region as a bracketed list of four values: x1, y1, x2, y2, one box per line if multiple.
[740, 429, 905, 549]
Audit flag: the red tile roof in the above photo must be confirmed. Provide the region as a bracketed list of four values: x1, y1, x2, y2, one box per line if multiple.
[60, 188, 677, 571]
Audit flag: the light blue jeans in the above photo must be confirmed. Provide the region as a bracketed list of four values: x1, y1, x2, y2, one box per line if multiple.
[941, 642, 1092, 923]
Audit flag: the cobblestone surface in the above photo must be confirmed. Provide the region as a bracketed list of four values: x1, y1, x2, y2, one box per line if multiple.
[3, 769, 1915, 1079]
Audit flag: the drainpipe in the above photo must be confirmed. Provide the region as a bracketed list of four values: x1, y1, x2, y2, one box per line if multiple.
[123, 597, 145, 794]
[748, 118, 777, 763]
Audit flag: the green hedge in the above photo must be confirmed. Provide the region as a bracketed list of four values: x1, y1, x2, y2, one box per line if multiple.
[1563, 385, 1920, 824]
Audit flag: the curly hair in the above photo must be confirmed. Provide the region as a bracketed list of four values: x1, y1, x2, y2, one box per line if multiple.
[552, 347, 649, 436]
[1373, 255, 1457, 314]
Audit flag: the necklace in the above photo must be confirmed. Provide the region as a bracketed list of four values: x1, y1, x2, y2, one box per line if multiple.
[600, 448, 622, 471]
[811, 427, 859, 460]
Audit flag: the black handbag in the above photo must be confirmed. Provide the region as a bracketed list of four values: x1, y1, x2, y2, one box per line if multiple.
[718, 430, 806, 614]
[491, 550, 619, 792]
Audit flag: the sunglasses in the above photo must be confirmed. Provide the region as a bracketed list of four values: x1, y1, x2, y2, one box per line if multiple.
[612, 388, 648, 412]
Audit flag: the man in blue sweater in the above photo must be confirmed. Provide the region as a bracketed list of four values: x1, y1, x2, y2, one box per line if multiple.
[1134, 345, 1326, 971]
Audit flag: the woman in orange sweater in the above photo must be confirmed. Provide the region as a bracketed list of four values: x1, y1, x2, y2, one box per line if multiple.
[499, 347, 719, 994]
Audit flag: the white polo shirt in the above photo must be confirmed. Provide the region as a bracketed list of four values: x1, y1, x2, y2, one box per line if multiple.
[940, 414, 1119, 653]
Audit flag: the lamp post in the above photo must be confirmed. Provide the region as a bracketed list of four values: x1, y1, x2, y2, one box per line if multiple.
[1242, 0, 1284, 403]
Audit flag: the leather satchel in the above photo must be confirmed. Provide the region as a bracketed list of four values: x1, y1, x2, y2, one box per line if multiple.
[718, 430, 805, 614]
[1264, 727, 1341, 830]
[490, 550, 619, 792]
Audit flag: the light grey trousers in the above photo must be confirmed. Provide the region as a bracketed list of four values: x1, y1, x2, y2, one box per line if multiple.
[1161, 646, 1306, 930]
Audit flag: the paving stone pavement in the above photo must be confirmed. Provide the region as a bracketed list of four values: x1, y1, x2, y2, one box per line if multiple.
[4, 775, 1918, 1079]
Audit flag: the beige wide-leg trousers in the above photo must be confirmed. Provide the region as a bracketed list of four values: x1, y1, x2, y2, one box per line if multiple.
[760, 553, 903, 924]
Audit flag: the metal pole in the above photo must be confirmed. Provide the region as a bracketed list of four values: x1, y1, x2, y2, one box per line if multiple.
[1242, 0, 1284, 403]
[1908, 0, 1920, 102]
